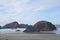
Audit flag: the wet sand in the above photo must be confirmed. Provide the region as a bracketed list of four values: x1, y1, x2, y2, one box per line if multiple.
[0, 34, 60, 40]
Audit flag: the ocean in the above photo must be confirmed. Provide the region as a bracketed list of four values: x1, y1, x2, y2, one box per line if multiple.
[0, 27, 60, 34]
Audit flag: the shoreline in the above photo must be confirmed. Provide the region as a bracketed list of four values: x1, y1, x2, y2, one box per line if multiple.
[0, 34, 60, 40]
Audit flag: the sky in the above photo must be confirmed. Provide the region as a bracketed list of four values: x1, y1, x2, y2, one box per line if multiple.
[0, 0, 60, 26]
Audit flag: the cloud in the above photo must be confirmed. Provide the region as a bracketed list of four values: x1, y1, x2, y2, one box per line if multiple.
[0, 0, 60, 26]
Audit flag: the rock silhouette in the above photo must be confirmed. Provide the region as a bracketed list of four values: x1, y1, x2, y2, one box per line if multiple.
[2, 20, 57, 32]
[0, 26, 1, 29]
[3, 22, 30, 28]
[24, 21, 57, 32]
[19, 24, 29, 28]
[23, 25, 34, 32]
[33, 21, 56, 31]
[3, 21, 19, 28]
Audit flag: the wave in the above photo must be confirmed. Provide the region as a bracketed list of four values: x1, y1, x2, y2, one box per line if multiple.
[0, 28, 60, 34]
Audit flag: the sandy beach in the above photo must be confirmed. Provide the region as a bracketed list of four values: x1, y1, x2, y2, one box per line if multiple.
[0, 34, 60, 40]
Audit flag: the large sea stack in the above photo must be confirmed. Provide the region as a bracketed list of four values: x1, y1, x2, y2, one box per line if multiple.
[24, 21, 57, 32]
[33, 21, 57, 32]
[0, 26, 1, 29]
[3, 21, 19, 28]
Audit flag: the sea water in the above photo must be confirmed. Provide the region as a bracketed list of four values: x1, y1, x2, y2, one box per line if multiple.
[0, 28, 60, 34]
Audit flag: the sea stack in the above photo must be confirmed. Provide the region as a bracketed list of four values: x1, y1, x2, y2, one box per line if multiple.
[33, 21, 57, 31]
[24, 21, 57, 32]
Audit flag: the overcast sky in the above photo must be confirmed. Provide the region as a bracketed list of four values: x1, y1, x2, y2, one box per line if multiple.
[0, 0, 60, 26]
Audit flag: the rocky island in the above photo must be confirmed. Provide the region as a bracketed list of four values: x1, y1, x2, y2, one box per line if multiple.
[24, 21, 57, 32]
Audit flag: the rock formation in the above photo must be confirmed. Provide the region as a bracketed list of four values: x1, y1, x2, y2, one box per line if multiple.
[19, 24, 29, 28]
[23, 25, 34, 32]
[24, 21, 57, 32]
[3, 21, 19, 28]
[0, 26, 1, 29]
[33, 21, 57, 31]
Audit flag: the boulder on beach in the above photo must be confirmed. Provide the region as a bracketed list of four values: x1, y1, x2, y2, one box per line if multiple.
[3, 21, 19, 28]
[16, 30, 20, 31]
